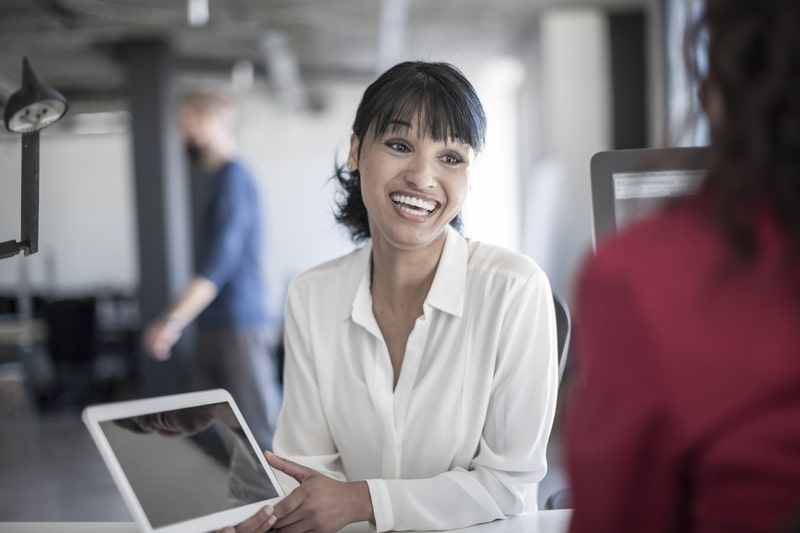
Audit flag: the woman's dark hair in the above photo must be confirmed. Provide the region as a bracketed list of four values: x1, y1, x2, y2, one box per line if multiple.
[333, 61, 487, 243]
[687, 0, 800, 258]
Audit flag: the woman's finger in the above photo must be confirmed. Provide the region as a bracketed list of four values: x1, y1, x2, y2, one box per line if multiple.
[265, 451, 316, 483]
[273, 507, 305, 531]
[272, 487, 305, 525]
[234, 504, 276, 533]
[274, 517, 313, 533]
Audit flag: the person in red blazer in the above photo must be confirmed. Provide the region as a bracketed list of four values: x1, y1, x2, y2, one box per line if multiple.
[566, 1, 800, 532]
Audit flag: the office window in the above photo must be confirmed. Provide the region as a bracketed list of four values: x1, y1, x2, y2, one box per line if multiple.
[665, 0, 709, 147]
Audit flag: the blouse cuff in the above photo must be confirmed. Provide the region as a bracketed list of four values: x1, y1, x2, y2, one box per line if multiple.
[366, 478, 394, 532]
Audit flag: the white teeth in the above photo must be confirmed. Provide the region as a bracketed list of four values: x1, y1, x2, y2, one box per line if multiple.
[391, 194, 436, 213]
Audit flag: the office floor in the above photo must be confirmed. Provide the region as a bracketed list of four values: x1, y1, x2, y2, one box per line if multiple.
[0, 391, 570, 522]
[0, 410, 132, 521]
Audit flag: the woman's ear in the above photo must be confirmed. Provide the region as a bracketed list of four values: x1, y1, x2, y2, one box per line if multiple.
[347, 133, 360, 172]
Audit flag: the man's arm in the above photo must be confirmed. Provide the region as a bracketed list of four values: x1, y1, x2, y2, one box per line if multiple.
[142, 275, 218, 360]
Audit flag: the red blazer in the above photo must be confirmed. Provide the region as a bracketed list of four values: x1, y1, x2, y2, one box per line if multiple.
[566, 193, 800, 533]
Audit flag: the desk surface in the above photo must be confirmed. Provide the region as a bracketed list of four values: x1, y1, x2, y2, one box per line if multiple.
[0, 510, 572, 533]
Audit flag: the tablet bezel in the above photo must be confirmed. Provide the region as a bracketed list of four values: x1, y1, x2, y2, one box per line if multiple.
[83, 389, 284, 533]
[589, 146, 710, 247]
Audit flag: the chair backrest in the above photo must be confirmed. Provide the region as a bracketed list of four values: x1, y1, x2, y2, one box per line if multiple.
[542, 293, 573, 512]
[552, 292, 571, 382]
[44, 298, 97, 363]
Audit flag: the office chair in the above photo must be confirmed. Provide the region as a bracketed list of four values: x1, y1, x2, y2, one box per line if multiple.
[42, 297, 97, 409]
[543, 292, 573, 510]
[553, 291, 571, 383]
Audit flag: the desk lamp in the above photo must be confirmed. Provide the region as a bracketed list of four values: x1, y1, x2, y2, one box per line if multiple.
[1, 57, 69, 260]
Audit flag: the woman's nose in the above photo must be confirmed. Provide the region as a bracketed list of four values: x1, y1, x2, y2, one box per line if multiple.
[404, 156, 437, 189]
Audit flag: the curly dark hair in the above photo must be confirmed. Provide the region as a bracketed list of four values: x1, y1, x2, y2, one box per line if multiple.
[332, 61, 487, 243]
[688, 0, 800, 258]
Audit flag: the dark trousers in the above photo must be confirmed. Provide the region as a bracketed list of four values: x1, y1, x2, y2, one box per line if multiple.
[194, 326, 282, 451]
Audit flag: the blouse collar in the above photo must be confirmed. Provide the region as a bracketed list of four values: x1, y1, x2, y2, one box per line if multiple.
[345, 226, 469, 332]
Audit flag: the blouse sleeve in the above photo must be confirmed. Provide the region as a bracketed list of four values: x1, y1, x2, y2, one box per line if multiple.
[367, 269, 560, 532]
[272, 279, 347, 482]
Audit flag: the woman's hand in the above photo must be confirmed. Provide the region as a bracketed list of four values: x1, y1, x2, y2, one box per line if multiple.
[271, 452, 374, 533]
[216, 452, 374, 533]
[215, 504, 277, 533]
[226, 452, 374, 533]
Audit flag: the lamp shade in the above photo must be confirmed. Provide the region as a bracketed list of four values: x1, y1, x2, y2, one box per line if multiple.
[3, 58, 69, 133]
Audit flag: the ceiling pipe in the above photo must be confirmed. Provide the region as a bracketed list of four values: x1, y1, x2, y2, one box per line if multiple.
[259, 31, 308, 111]
[187, 0, 209, 27]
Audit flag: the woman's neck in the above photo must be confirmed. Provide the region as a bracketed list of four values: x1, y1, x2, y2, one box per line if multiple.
[370, 233, 445, 313]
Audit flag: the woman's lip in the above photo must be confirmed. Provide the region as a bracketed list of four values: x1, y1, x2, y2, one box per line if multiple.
[390, 192, 440, 212]
[392, 200, 437, 221]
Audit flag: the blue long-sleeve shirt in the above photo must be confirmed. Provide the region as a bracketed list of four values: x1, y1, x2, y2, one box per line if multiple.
[197, 160, 268, 328]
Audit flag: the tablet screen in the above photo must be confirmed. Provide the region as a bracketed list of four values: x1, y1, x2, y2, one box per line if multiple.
[98, 401, 279, 529]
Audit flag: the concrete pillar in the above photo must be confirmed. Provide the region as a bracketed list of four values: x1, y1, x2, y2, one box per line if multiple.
[123, 38, 193, 396]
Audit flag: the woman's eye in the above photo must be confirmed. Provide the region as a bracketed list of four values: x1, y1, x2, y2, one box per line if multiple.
[387, 141, 410, 152]
[441, 153, 462, 165]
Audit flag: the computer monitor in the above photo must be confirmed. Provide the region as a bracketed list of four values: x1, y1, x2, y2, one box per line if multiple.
[589, 146, 710, 247]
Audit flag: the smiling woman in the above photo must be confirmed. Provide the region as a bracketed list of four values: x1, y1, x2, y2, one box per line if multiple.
[349, 118, 473, 256]
[225, 61, 560, 533]
[332, 61, 486, 244]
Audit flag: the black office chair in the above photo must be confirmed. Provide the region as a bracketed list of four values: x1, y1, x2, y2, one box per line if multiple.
[42, 297, 97, 410]
[553, 291, 571, 383]
[543, 292, 573, 510]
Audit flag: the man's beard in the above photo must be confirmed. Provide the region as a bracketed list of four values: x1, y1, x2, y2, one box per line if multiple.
[185, 141, 203, 165]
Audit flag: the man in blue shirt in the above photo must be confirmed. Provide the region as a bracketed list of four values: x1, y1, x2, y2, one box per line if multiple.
[143, 91, 280, 450]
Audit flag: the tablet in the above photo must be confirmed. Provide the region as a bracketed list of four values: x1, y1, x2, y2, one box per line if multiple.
[83, 389, 285, 533]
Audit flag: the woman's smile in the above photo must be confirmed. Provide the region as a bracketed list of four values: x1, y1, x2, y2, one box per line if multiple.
[390, 193, 440, 219]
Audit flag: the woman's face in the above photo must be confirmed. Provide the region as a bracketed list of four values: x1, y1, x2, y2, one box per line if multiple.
[348, 118, 474, 254]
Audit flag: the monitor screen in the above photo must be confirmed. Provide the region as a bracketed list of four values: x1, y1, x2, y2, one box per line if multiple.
[612, 168, 705, 230]
[590, 147, 709, 246]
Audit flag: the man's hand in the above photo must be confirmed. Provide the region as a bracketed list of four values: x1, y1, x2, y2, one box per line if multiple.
[142, 317, 182, 361]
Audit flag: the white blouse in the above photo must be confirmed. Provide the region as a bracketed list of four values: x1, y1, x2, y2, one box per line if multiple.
[273, 227, 558, 532]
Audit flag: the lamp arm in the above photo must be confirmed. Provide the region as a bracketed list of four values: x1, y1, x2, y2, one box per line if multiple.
[0, 132, 41, 260]
[20, 131, 40, 255]
[0, 240, 23, 260]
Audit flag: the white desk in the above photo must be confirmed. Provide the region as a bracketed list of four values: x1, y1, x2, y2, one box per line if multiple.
[0, 510, 572, 533]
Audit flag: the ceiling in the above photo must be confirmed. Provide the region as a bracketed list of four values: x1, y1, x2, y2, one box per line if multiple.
[0, 0, 643, 112]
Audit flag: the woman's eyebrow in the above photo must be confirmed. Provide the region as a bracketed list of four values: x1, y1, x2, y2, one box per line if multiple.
[385, 119, 413, 132]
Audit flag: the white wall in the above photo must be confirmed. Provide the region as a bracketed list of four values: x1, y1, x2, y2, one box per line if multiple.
[0, 131, 138, 295]
[521, 8, 612, 303]
[464, 58, 526, 252]
[237, 83, 361, 318]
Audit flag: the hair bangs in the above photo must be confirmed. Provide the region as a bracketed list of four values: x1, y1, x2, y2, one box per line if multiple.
[370, 80, 485, 151]
[352, 62, 486, 153]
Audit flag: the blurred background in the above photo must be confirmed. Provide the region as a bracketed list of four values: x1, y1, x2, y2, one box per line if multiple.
[0, 0, 705, 522]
